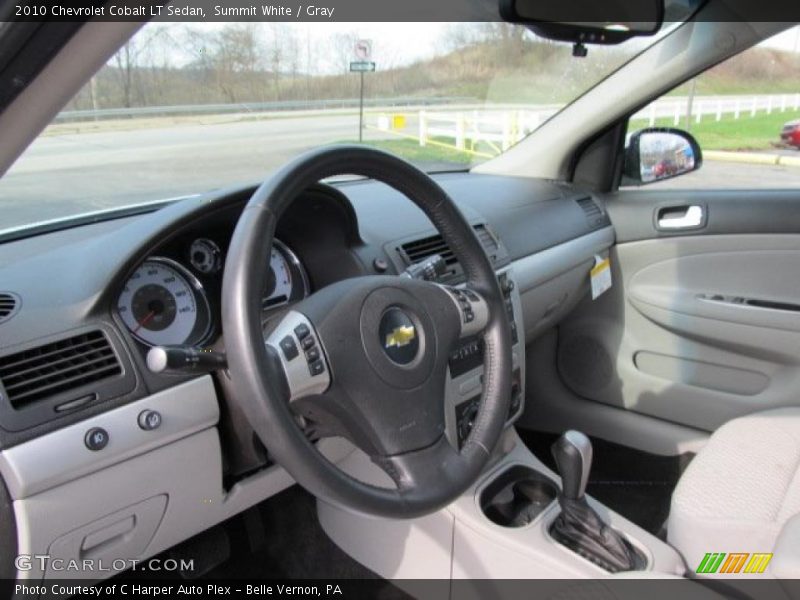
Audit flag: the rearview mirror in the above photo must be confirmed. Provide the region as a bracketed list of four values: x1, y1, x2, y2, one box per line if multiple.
[499, 0, 664, 45]
[623, 128, 703, 186]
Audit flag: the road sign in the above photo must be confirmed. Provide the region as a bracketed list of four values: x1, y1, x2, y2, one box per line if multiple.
[349, 61, 376, 73]
[354, 39, 372, 61]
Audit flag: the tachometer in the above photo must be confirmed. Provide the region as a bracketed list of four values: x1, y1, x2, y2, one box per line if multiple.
[118, 258, 212, 347]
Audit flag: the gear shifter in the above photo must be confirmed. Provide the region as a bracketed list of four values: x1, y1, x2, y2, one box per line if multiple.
[552, 430, 593, 501]
[550, 431, 645, 572]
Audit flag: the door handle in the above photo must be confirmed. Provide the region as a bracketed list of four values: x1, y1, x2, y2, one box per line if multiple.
[656, 205, 705, 230]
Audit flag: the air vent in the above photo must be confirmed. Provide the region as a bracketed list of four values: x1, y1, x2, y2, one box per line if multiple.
[0, 330, 122, 410]
[399, 224, 498, 267]
[576, 196, 602, 219]
[575, 196, 608, 228]
[475, 224, 499, 253]
[0, 292, 19, 324]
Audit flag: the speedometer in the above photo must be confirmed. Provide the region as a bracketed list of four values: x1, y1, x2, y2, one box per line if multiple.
[117, 258, 212, 347]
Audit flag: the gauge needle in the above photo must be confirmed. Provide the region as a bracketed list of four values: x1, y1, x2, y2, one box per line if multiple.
[133, 310, 156, 334]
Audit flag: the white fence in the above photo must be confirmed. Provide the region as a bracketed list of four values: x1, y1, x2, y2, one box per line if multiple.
[417, 108, 559, 154]
[632, 93, 800, 126]
[402, 93, 800, 155]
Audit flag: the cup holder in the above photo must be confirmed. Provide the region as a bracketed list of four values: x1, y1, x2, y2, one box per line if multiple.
[479, 465, 558, 528]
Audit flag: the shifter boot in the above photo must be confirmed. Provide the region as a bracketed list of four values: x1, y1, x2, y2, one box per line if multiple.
[550, 495, 646, 572]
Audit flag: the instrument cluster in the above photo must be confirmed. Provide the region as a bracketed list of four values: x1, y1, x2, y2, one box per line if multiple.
[117, 237, 309, 348]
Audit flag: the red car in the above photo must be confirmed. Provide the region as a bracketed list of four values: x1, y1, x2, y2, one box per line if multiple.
[781, 119, 800, 149]
[653, 158, 679, 178]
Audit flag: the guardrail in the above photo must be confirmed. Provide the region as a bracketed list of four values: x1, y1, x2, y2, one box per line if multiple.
[53, 96, 476, 123]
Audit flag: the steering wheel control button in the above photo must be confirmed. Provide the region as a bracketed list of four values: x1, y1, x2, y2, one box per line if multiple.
[308, 359, 325, 377]
[279, 335, 299, 361]
[84, 427, 109, 451]
[266, 312, 331, 402]
[138, 410, 162, 431]
[379, 308, 420, 366]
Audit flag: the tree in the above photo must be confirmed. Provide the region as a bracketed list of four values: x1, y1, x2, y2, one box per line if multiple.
[329, 30, 360, 75]
[206, 24, 264, 103]
[113, 40, 137, 108]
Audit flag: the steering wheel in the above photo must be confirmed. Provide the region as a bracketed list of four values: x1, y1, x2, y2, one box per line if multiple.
[222, 146, 512, 518]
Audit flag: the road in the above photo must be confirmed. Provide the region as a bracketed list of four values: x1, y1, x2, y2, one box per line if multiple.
[1, 113, 391, 230]
[1, 112, 799, 232]
[644, 157, 800, 190]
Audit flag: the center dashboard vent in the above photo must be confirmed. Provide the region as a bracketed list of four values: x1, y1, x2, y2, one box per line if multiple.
[0, 330, 122, 410]
[396, 224, 506, 283]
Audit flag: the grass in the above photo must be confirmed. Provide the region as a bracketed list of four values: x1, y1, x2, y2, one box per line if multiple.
[630, 109, 800, 152]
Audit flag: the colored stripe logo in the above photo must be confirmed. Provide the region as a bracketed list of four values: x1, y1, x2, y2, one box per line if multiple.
[696, 552, 773, 574]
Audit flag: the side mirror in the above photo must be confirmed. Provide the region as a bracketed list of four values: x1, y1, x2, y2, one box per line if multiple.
[623, 128, 703, 186]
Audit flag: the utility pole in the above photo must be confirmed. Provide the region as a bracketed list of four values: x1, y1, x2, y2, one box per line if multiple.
[685, 78, 697, 131]
[349, 40, 374, 144]
[89, 76, 99, 120]
[359, 70, 365, 142]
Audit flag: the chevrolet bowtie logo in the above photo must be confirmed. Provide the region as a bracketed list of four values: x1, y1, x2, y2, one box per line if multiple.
[385, 325, 416, 349]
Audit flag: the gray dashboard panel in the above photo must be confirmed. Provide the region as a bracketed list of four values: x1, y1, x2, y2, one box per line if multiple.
[341, 173, 607, 261]
[0, 376, 218, 499]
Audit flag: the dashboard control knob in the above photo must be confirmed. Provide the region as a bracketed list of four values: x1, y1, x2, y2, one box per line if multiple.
[138, 410, 162, 431]
[373, 258, 389, 273]
[85, 427, 109, 451]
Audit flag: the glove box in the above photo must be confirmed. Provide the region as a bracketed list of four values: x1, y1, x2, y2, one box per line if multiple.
[45, 494, 167, 580]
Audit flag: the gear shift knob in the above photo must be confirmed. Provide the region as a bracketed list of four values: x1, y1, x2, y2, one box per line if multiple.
[551, 430, 593, 500]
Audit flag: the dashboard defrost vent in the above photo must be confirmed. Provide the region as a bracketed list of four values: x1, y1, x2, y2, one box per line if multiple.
[0, 330, 122, 410]
[575, 196, 607, 228]
[0, 292, 19, 324]
[399, 224, 498, 267]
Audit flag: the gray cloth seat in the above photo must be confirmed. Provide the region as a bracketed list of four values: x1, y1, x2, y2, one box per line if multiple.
[668, 408, 800, 577]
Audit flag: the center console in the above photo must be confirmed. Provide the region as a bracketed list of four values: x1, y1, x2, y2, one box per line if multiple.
[319, 427, 686, 585]
[446, 269, 525, 449]
[317, 250, 685, 585]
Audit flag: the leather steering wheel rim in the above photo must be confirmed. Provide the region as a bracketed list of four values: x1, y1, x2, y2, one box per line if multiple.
[222, 145, 512, 518]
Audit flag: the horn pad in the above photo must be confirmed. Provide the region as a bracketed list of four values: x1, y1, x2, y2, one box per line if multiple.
[360, 286, 437, 390]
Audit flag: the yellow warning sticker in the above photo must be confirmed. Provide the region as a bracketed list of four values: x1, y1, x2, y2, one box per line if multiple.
[591, 256, 612, 300]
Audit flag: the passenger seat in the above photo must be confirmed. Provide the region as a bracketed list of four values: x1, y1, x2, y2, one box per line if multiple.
[668, 408, 800, 577]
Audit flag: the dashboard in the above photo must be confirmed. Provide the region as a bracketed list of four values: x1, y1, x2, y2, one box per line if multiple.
[0, 173, 612, 443]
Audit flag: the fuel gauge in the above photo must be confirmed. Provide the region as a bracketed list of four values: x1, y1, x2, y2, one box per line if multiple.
[189, 238, 222, 275]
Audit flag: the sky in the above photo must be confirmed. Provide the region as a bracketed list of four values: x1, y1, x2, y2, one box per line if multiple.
[140, 21, 800, 75]
[761, 25, 800, 53]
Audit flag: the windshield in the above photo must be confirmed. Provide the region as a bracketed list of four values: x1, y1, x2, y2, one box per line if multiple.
[1, 22, 664, 233]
